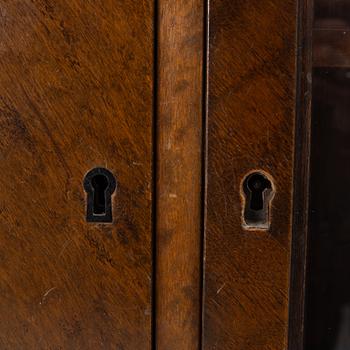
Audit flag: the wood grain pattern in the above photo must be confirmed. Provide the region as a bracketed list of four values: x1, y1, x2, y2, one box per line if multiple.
[203, 0, 298, 348]
[155, 0, 203, 349]
[0, 1, 154, 349]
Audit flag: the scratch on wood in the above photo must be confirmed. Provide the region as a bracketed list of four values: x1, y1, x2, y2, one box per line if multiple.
[216, 283, 226, 295]
[40, 287, 57, 305]
[58, 239, 72, 257]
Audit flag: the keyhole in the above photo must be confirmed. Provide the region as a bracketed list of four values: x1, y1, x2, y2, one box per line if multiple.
[247, 174, 270, 210]
[91, 175, 109, 215]
[83, 168, 116, 223]
[243, 172, 274, 229]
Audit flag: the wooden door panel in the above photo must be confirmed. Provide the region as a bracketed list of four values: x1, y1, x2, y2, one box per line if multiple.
[0, 1, 154, 349]
[203, 0, 298, 348]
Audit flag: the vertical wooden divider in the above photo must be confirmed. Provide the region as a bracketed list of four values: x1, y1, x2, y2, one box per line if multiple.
[288, 0, 313, 348]
[155, 1, 204, 349]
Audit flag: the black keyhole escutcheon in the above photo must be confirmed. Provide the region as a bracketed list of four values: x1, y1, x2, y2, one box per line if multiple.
[243, 172, 274, 229]
[83, 168, 116, 223]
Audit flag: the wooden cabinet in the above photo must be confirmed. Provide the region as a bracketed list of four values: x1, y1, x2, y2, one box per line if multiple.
[0, 0, 332, 349]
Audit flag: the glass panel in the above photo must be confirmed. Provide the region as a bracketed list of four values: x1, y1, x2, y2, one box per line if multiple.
[306, 1, 350, 349]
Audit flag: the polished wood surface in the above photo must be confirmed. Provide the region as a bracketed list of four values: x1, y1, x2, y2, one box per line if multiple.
[0, 0, 309, 348]
[0, 1, 154, 348]
[203, 0, 298, 348]
[156, 1, 203, 349]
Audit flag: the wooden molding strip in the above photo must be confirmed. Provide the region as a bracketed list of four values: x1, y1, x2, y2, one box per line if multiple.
[288, 0, 313, 348]
[155, 1, 204, 349]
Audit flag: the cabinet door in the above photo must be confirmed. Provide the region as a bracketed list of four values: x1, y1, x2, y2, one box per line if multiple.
[0, 1, 154, 349]
[202, 0, 299, 348]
